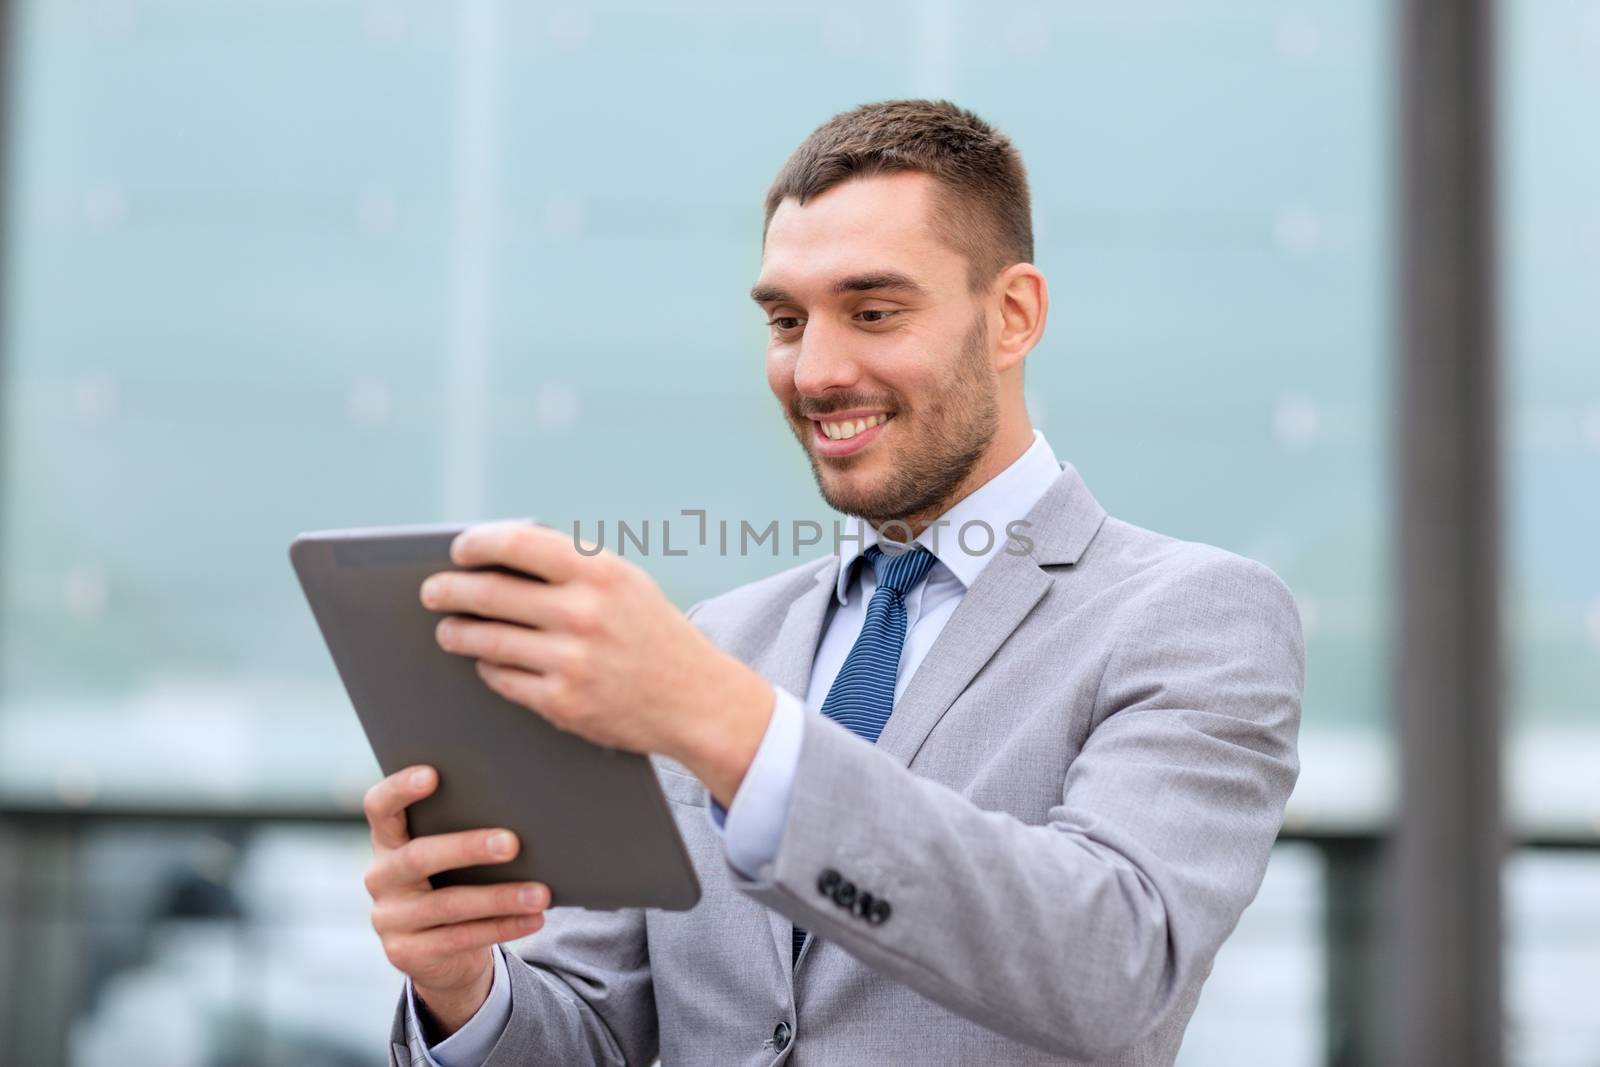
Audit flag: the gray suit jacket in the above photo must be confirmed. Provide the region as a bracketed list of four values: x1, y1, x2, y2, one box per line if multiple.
[389, 462, 1304, 1066]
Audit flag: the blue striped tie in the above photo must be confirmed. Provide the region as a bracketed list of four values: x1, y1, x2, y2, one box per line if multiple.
[793, 542, 938, 965]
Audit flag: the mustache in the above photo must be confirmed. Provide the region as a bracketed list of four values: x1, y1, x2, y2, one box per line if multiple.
[791, 398, 901, 420]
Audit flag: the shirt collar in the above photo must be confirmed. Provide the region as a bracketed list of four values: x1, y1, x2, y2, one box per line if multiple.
[834, 429, 1064, 605]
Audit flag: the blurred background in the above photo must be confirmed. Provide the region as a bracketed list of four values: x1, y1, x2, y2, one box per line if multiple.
[0, 0, 1594, 1063]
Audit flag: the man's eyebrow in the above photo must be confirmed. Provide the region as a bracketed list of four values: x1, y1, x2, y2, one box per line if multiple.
[749, 272, 927, 305]
[749, 283, 793, 305]
[832, 271, 926, 297]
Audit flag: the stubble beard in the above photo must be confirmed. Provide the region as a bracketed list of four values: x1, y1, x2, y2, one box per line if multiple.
[794, 311, 999, 531]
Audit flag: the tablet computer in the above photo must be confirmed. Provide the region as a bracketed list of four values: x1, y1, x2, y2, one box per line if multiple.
[289, 523, 701, 911]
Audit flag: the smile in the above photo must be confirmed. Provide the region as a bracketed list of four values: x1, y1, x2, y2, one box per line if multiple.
[810, 411, 893, 457]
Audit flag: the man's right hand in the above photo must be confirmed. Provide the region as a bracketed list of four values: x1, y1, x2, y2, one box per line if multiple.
[363, 765, 550, 1037]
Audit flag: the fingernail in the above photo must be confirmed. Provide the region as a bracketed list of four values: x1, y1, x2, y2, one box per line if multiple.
[420, 577, 439, 606]
[409, 768, 431, 789]
[488, 831, 515, 857]
[519, 885, 547, 908]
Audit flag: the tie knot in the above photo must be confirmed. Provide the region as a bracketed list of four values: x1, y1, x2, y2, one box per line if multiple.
[864, 543, 937, 597]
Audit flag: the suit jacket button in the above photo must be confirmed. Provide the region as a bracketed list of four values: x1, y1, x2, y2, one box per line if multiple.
[852, 890, 874, 919]
[817, 868, 842, 896]
[869, 898, 891, 925]
[832, 880, 857, 909]
[772, 1021, 792, 1052]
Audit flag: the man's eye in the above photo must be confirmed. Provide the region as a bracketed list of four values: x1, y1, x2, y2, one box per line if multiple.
[768, 317, 803, 331]
[857, 309, 896, 324]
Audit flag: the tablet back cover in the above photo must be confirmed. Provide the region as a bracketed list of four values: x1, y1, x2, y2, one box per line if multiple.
[290, 525, 700, 911]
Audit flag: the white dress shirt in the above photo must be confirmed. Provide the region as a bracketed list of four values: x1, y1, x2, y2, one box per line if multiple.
[407, 429, 1066, 1064]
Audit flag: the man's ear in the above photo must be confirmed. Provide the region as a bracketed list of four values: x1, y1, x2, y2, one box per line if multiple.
[991, 263, 1048, 374]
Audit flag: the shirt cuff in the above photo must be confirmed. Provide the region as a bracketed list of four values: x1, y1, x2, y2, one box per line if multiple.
[705, 684, 805, 878]
[405, 943, 512, 1067]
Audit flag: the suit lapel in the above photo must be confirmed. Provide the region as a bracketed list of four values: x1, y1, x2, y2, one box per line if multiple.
[754, 559, 837, 700]
[873, 547, 1052, 767]
[751, 462, 1108, 978]
[873, 463, 1106, 773]
[752, 559, 838, 976]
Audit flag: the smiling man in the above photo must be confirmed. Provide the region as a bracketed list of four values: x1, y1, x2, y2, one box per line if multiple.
[365, 100, 1304, 1066]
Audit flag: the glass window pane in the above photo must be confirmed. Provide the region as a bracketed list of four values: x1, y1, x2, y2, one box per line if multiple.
[1503, 0, 1600, 838]
[1505, 852, 1600, 1063]
[0, 1, 1394, 825]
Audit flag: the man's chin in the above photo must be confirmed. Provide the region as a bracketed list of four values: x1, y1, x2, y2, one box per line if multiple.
[812, 465, 898, 521]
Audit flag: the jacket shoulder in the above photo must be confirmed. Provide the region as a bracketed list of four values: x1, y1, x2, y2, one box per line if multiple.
[1086, 516, 1301, 631]
[684, 554, 835, 656]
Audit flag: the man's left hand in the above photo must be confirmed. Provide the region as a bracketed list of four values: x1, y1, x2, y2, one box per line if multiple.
[420, 520, 774, 808]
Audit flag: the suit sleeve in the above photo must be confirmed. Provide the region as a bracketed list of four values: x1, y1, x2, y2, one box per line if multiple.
[403, 944, 512, 1065]
[389, 907, 658, 1067]
[724, 555, 1304, 1060]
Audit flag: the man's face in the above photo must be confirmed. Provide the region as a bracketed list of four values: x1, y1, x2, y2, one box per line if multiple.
[753, 172, 1000, 527]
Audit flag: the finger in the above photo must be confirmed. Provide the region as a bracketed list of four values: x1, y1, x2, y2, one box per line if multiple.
[374, 882, 550, 935]
[420, 570, 568, 630]
[476, 661, 561, 717]
[435, 617, 565, 672]
[450, 521, 588, 585]
[378, 827, 520, 890]
[391, 912, 547, 964]
[364, 766, 437, 850]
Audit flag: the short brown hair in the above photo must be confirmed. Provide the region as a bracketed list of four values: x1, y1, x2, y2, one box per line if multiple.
[763, 99, 1033, 291]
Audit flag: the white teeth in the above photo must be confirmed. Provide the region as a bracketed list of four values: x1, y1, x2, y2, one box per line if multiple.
[819, 413, 887, 441]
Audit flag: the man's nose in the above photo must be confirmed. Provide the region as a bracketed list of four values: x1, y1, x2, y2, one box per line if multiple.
[791, 320, 861, 397]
